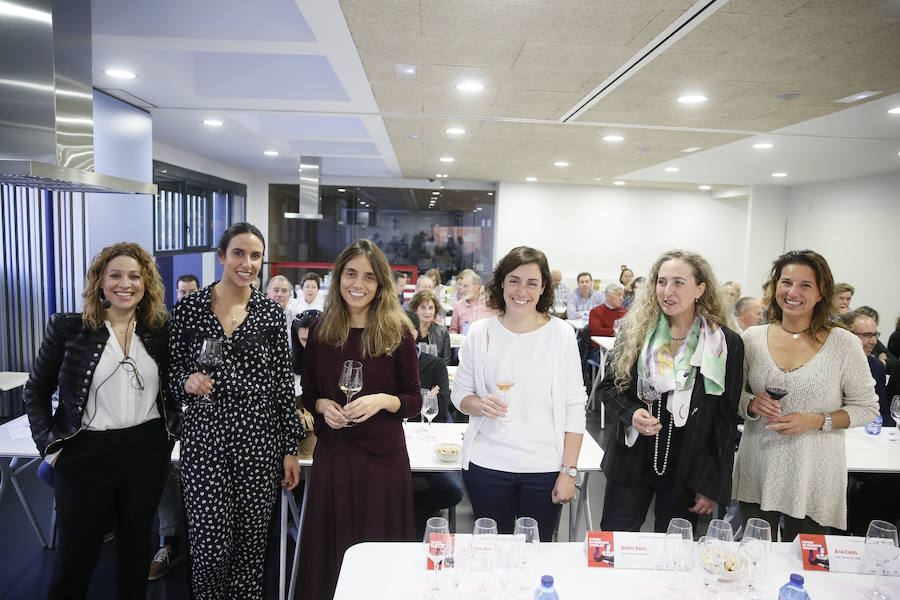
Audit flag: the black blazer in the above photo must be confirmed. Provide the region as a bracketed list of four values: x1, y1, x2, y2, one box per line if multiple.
[24, 313, 182, 456]
[421, 322, 452, 363]
[417, 351, 452, 422]
[599, 326, 743, 505]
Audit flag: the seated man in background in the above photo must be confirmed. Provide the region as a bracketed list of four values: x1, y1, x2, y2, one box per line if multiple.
[589, 282, 626, 337]
[393, 271, 408, 304]
[449, 272, 492, 333]
[733, 296, 763, 333]
[832, 282, 854, 315]
[549, 269, 569, 318]
[175, 273, 199, 302]
[855, 305, 898, 376]
[566, 271, 604, 321]
[266, 274, 294, 344]
[721, 280, 741, 306]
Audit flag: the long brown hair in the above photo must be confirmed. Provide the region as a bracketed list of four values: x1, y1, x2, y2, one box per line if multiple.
[82, 242, 167, 330]
[612, 250, 730, 389]
[316, 239, 407, 357]
[763, 249, 834, 343]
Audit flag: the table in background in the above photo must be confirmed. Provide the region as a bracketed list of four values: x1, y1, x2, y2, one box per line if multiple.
[845, 426, 900, 473]
[0, 415, 49, 547]
[0, 372, 29, 391]
[334, 540, 900, 599]
[280, 423, 605, 600]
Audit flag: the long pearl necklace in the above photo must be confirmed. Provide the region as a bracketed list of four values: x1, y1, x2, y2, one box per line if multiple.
[652, 398, 674, 476]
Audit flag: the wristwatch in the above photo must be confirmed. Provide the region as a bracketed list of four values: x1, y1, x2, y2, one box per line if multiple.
[820, 412, 833, 432]
[560, 464, 577, 477]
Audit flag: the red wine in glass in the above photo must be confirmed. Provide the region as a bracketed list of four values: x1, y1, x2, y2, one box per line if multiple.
[765, 387, 788, 400]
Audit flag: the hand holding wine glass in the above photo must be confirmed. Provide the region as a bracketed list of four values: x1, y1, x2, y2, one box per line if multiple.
[195, 338, 223, 403]
[338, 360, 362, 428]
[634, 378, 661, 436]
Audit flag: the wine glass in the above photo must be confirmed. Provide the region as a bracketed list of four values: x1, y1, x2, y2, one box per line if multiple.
[422, 516, 450, 599]
[864, 520, 899, 600]
[890, 395, 900, 438]
[513, 517, 540, 594]
[197, 338, 223, 403]
[696, 536, 724, 598]
[421, 391, 438, 440]
[471, 518, 498, 599]
[665, 518, 693, 598]
[707, 519, 734, 543]
[738, 537, 768, 600]
[765, 368, 788, 407]
[637, 377, 661, 408]
[338, 360, 362, 428]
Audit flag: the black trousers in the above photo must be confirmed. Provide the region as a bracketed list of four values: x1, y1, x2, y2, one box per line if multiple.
[48, 419, 170, 600]
[600, 477, 698, 534]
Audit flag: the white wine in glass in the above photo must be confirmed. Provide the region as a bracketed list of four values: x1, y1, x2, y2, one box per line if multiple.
[338, 360, 362, 428]
[496, 381, 514, 423]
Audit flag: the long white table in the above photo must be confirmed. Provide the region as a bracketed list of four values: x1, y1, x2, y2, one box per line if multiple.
[844, 426, 900, 472]
[278, 422, 605, 600]
[0, 371, 29, 391]
[334, 540, 900, 599]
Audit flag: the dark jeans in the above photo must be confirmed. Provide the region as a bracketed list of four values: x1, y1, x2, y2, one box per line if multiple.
[739, 502, 826, 542]
[48, 419, 170, 600]
[462, 463, 560, 542]
[413, 471, 463, 538]
[600, 478, 697, 533]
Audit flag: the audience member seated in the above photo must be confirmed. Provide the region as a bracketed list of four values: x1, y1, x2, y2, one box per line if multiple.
[566, 271, 604, 321]
[619, 266, 634, 308]
[832, 282, 854, 315]
[449, 272, 493, 334]
[287, 272, 326, 317]
[408, 290, 452, 361]
[854, 305, 898, 376]
[267, 275, 294, 342]
[733, 296, 763, 333]
[290, 309, 322, 395]
[589, 282, 627, 340]
[721, 280, 741, 306]
[393, 271, 408, 304]
[624, 276, 645, 310]
[549, 269, 569, 318]
[889, 315, 900, 361]
[175, 273, 199, 303]
[840, 311, 889, 425]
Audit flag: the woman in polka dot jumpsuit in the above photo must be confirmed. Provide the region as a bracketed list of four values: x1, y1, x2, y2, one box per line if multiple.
[169, 222, 303, 599]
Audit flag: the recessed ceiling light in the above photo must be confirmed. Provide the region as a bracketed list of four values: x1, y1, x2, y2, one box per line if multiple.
[887, 107, 900, 114]
[554, 161, 569, 167]
[488, 192, 493, 196]
[681, 147, 702, 153]
[408, 134, 420, 139]
[395, 64, 416, 79]
[337, 188, 346, 192]
[833, 90, 881, 103]
[602, 135, 624, 142]
[439, 156, 455, 163]
[431, 191, 440, 195]
[264, 150, 279, 156]
[677, 94, 707, 104]
[613, 181, 625, 186]
[104, 68, 136, 79]
[664, 167, 680, 172]
[593, 177, 603, 181]
[753, 142, 774, 150]
[476, 207, 483, 211]
[445, 127, 466, 135]
[455, 81, 485, 92]
[772, 172, 788, 178]
[525, 177, 538, 182]
[698, 185, 711, 190]
[202, 119, 223, 127]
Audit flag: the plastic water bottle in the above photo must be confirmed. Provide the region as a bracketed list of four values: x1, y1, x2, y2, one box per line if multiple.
[462, 320, 470, 336]
[581, 311, 588, 327]
[533, 575, 559, 600]
[866, 414, 883, 435]
[778, 573, 810, 599]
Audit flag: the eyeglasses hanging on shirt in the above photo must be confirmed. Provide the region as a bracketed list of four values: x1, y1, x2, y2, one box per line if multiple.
[119, 356, 145, 391]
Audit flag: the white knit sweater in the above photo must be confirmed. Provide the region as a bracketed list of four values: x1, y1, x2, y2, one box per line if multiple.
[732, 325, 878, 529]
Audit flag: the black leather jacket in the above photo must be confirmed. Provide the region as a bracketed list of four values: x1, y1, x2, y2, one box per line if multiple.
[24, 313, 182, 456]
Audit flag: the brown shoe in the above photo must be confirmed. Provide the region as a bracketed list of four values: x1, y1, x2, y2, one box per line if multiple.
[148, 545, 183, 581]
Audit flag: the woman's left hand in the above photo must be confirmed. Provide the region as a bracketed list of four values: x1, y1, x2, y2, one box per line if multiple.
[765, 412, 822, 435]
[343, 393, 389, 424]
[551, 473, 576, 505]
[282, 455, 300, 490]
[688, 492, 716, 515]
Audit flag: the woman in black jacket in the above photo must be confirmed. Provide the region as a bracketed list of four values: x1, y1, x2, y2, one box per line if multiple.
[24, 242, 179, 600]
[599, 250, 743, 533]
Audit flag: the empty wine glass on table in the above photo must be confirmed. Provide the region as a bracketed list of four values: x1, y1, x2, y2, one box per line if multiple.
[864, 519, 899, 600]
[421, 390, 438, 440]
[890, 395, 900, 439]
[738, 537, 768, 600]
[665, 517, 693, 598]
[422, 516, 450, 600]
[470, 518, 498, 599]
[338, 360, 362, 428]
[696, 536, 725, 599]
[197, 338, 223, 403]
[707, 518, 734, 544]
[513, 516, 540, 594]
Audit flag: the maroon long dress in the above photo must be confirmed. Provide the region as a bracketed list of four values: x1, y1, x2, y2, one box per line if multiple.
[296, 324, 422, 600]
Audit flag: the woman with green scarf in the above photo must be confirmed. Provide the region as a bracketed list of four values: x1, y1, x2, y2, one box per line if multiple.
[598, 250, 744, 532]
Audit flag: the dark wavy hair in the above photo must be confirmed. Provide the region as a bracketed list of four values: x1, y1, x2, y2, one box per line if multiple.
[485, 246, 553, 314]
[763, 249, 835, 342]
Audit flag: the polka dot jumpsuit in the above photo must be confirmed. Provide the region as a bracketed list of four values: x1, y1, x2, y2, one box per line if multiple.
[169, 284, 303, 599]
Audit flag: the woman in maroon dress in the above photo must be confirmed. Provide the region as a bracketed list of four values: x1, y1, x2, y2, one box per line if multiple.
[297, 239, 422, 599]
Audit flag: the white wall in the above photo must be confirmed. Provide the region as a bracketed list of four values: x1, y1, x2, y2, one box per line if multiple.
[785, 170, 900, 326]
[495, 182, 749, 286]
[743, 185, 789, 295]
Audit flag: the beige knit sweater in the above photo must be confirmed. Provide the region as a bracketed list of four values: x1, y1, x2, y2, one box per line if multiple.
[732, 325, 879, 530]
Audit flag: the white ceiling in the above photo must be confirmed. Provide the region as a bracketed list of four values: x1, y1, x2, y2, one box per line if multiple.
[91, 0, 900, 189]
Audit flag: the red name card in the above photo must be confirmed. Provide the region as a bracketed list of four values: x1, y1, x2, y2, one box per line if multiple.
[586, 531, 669, 569]
[798, 534, 900, 576]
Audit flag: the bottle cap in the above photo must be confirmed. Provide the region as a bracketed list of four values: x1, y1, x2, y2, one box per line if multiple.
[541, 575, 554, 587]
[790, 573, 804, 585]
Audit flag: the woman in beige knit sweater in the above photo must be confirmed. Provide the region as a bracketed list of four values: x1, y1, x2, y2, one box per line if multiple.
[732, 250, 878, 539]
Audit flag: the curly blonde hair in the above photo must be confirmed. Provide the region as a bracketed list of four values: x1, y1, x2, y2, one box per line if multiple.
[82, 242, 167, 330]
[612, 250, 730, 389]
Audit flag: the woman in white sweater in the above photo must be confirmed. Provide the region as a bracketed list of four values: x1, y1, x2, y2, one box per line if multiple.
[451, 246, 586, 541]
[733, 250, 878, 538]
